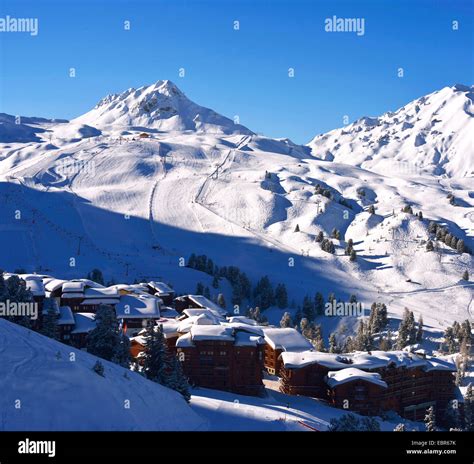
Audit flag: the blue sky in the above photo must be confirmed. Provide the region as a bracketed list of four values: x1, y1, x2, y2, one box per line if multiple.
[0, 0, 472, 143]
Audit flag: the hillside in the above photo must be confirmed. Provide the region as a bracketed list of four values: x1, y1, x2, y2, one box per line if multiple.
[0, 81, 472, 336]
[0, 318, 207, 431]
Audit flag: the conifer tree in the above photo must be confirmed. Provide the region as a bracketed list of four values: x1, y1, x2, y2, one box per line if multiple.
[86, 305, 129, 366]
[328, 333, 339, 353]
[40, 298, 59, 340]
[416, 314, 423, 343]
[217, 293, 226, 309]
[314, 292, 325, 316]
[280, 312, 293, 328]
[275, 283, 288, 309]
[424, 406, 436, 432]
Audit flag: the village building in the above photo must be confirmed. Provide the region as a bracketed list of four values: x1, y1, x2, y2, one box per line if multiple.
[279, 350, 457, 419]
[146, 281, 175, 306]
[115, 294, 161, 335]
[326, 368, 388, 416]
[174, 294, 227, 317]
[262, 327, 313, 375]
[176, 325, 265, 396]
[70, 312, 97, 349]
[56, 306, 75, 343]
[60, 284, 120, 313]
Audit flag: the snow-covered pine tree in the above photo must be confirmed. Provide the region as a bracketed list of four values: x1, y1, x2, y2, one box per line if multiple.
[464, 384, 474, 431]
[142, 325, 168, 384]
[280, 312, 293, 328]
[92, 360, 105, 377]
[416, 314, 423, 342]
[426, 240, 434, 252]
[40, 298, 59, 340]
[112, 332, 131, 368]
[424, 406, 437, 432]
[349, 249, 357, 261]
[86, 305, 124, 362]
[328, 333, 339, 353]
[393, 423, 406, 431]
[463, 270, 469, 281]
[166, 353, 191, 402]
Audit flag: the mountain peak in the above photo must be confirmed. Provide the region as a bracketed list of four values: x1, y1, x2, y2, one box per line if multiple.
[75, 80, 252, 135]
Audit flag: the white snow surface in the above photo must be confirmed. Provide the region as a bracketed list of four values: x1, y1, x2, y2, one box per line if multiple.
[0, 318, 206, 431]
[0, 81, 472, 338]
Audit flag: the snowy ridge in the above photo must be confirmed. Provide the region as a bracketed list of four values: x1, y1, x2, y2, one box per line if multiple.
[0, 81, 472, 335]
[308, 85, 474, 178]
[74, 80, 253, 135]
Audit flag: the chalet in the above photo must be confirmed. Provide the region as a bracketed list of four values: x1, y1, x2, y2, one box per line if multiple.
[326, 368, 388, 416]
[176, 325, 265, 396]
[279, 350, 457, 418]
[115, 294, 161, 334]
[262, 327, 313, 375]
[146, 281, 175, 306]
[70, 312, 97, 349]
[139, 132, 150, 138]
[60, 284, 120, 313]
[174, 294, 227, 318]
[57, 306, 75, 344]
[130, 335, 147, 359]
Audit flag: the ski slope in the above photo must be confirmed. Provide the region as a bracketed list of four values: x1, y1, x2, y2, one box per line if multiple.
[0, 318, 206, 431]
[0, 80, 472, 335]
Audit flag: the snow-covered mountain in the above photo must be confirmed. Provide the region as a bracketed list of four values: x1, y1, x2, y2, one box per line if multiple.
[0, 318, 206, 431]
[0, 82, 472, 336]
[308, 84, 474, 178]
[74, 80, 253, 135]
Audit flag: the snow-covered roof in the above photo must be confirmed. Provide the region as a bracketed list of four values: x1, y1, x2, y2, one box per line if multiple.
[111, 283, 149, 294]
[326, 368, 388, 389]
[43, 279, 67, 293]
[148, 281, 174, 295]
[182, 308, 218, 319]
[234, 331, 265, 347]
[57, 306, 75, 325]
[71, 313, 96, 334]
[155, 319, 180, 338]
[179, 295, 227, 316]
[190, 325, 234, 342]
[227, 316, 259, 326]
[83, 286, 120, 298]
[176, 332, 193, 348]
[262, 327, 313, 352]
[222, 322, 264, 336]
[62, 281, 85, 293]
[25, 279, 45, 296]
[280, 350, 456, 373]
[115, 294, 160, 319]
[177, 313, 219, 333]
